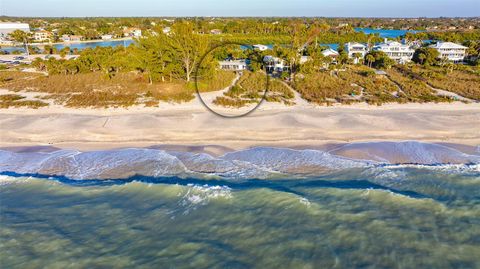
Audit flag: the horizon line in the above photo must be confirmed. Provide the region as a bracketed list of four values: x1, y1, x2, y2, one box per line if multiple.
[1, 15, 480, 19]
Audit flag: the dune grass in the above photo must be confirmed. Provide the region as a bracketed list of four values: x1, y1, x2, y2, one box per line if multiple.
[407, 66, 480, 101]
[0, 71, 194, 108]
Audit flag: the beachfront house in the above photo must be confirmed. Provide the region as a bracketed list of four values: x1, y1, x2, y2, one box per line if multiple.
[429, 42, 468, 63]
[253, 44, 270, 51]
[219, 59, 248, 71]
[345, 42, 367, 64]
[263, 56, 289, 73]
[33, 30, 52, 42]
[372, 39, 415, 64]
[0, 22, 30, 40]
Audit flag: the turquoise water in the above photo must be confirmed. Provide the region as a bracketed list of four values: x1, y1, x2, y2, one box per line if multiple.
[355, 28, 423, 39]
[1, 142, 479, 268]
[1, 28, 416, 53]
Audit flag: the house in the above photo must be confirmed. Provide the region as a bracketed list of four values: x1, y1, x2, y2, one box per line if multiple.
[263, 56, 289, 73]
[33, 30, 51, 42]
[210, 29, 222, 35]
[123, 27, 142, 38]
[0, 22, 30, 40]
[61, 35, 83, 42]
[219, 59, 248, 71]
[253, 44, 270, 51]
[345, 42, 367, 64]
[429, 42, 468, 63]
[101, 34, 113, 40]
[322, 48, 339, 58]
[162, 27, 171, 34]
[372, 39, 415, 64]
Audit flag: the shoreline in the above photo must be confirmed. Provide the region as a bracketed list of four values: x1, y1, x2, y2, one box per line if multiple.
[1, 100, 479, 151]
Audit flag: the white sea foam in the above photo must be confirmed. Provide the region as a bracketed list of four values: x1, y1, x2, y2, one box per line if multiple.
[174, 184, 232, 215]
[0, 142, 478, 180]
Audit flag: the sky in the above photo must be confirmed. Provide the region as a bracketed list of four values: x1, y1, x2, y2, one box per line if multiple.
[0, 0, 479, 17]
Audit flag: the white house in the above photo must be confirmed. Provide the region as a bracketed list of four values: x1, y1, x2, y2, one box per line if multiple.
[101, 34, 113, 40]
[33, 30, 51, 42]
[123, 28, 142, 38]
[253, 44, 270, 51]
[322, 48, 339, 58]
[372, 40, 415, 64]
[345, 42, 367, 64]
[0, 22, 30, 39]
[219, 59, 248, 71]
[429, 42, 468, 63]
[61, 35, 83, 42]
[162, 27, 171, 34]
[210, 29, 222, 35]
[263, 56, 289, 73]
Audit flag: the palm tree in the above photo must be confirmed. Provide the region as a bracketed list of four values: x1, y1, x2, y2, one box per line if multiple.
[366, 54, 375, 68]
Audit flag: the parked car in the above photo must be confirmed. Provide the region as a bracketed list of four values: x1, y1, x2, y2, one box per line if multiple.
[13, 56, 25, 60]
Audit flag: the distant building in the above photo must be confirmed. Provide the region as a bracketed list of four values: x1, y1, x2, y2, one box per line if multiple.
[101, 34, 113, 40]
[0, 22, 30, 40]
[33, 30, 51, 42]
[219, 59, 248, 71]
[62, 35, 83, 42]
[263, 56, 289, 73]
[123, 28, 142, 38]
[429, 42, 468, 63]
[345, 42, 367, 64]
[253, 44, 270, 51]
[372, 39, 415, 64]
[162, 27, 171, 34]
[210, 29, 222, 35]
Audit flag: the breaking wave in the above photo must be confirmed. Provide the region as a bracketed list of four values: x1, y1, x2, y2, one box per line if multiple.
[0, 141, 478, 181]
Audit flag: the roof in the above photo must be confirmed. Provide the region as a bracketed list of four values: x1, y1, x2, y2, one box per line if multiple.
[429, 42, 467, 49]
[219, 59, 247, 65]
[373, 41, 414, 51]
[322, 48, 339, 56]
[347, 42, 366, 48]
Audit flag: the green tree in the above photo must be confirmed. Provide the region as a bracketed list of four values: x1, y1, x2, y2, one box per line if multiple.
[365, 51, 395, 69]
[412, 47, 440, 66]
[9, 30, 31, 43]
[170, 22, 211, 82]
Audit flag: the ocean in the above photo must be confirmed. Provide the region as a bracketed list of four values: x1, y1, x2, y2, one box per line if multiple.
[1, 141, 479, 268]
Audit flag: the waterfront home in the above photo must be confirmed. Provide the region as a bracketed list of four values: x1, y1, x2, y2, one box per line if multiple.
[0, 22, 30, 39]
[101, 34, 113, 40]
[253, 44, 270, 51]
[123, 27, 142, 38]
[372, 39, 415, 64]
[61, 35, 83, 42]
[429, 42, 468, 63]
[263, 56, 289, 73]
[33, 30, 52, 42]
[345, 42, 367, 64]
[219, 59, 248, 71]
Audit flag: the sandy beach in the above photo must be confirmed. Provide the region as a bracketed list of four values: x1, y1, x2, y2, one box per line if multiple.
[1, 94, 479, 153]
